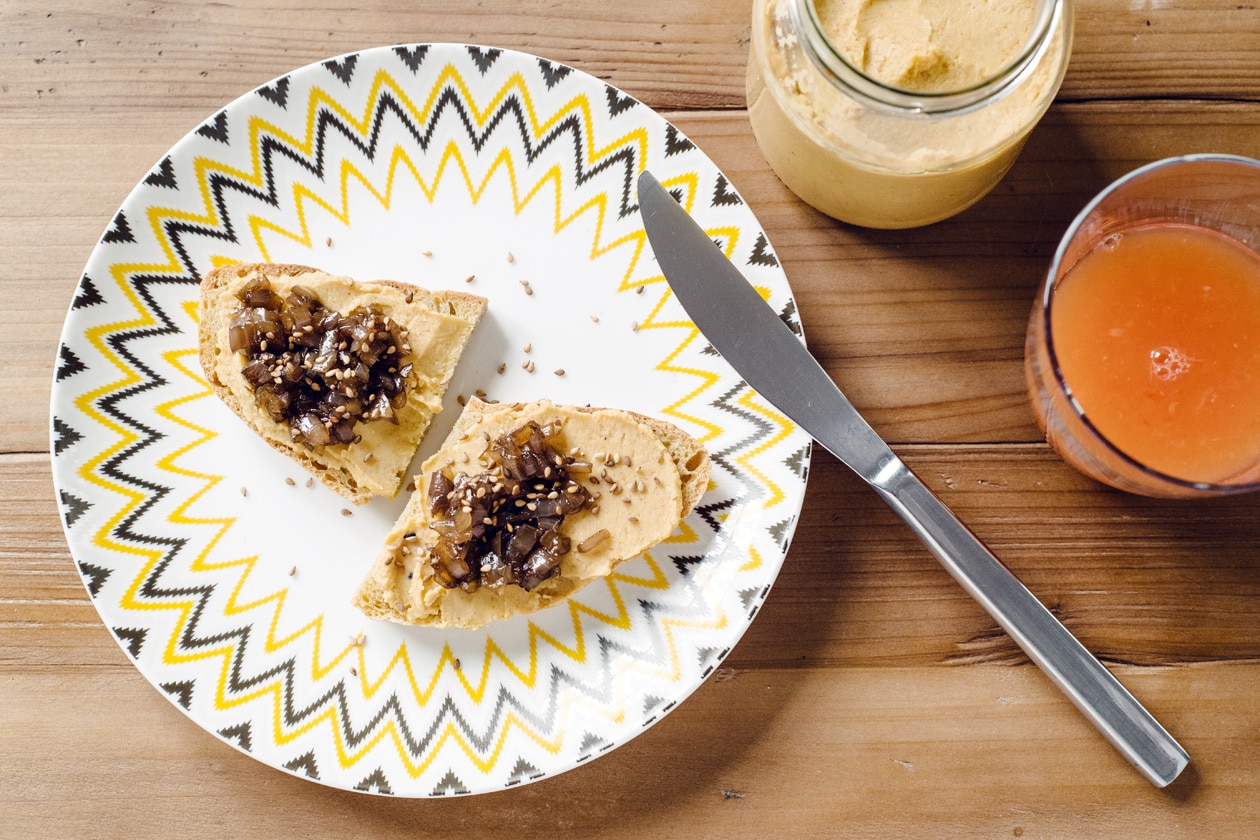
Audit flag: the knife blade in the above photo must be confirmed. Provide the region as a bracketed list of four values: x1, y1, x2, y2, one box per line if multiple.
[637, 169, 1188, 788]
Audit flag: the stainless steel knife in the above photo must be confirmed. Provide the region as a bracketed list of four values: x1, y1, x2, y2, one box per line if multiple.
[637, 169, 1189, 788]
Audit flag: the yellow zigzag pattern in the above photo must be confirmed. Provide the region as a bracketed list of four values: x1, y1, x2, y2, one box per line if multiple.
[82, 60, 788, 780]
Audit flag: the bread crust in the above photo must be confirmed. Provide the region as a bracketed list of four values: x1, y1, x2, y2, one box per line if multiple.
[198, 262, 486, 503]
[353, 398, 712, 628]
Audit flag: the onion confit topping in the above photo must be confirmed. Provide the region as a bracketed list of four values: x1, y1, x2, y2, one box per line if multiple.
[427, 421, 595, 592]
[227, 276, 414, 448]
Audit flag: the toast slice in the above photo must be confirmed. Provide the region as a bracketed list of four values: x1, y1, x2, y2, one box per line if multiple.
[198, 262, 486, 504]
[353, 398, 711, 629]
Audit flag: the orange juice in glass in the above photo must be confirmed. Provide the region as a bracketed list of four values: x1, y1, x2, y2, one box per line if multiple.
[1025, 155, 1260, 497]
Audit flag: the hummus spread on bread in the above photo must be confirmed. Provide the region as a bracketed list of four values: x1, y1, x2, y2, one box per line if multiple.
[354, 399, 700, 629]
[202, 267, 478, 498]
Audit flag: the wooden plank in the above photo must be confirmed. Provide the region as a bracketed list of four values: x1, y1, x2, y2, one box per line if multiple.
[2, 0, 1258, 114]
[2, 660, 1254, 837]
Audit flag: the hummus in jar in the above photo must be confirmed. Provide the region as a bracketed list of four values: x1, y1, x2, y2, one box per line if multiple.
[747, 0, 1072, 228]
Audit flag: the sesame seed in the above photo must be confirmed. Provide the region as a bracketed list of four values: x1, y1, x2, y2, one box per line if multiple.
[507, 252, 515, 263]
[475, 389, 487, 398]
[405, 290, 415, 303]
[305, 477, 314, 487]
[363, 452, 374, 463]
[497, 363, 506, 374]
[422, 249, 433, 257]
[636, 285, 645, 295]
[629, 516, 639, 524]
[465, 274, 476, 283]
[523, 343, 532, 354]
[457, 394, 467, 406]
[350, 666, 358, 676]
[239, 486, 248, 497]
[288, 565, 297, 576]
[453, 658, 461, 670]
[285, 477, 295, 486]
[631, 320, 640, 331]
[341, 508, 352, 516]
[326, 236, 333, 246]
[554, 368, 565, 376]
[525, 287, 533, 296]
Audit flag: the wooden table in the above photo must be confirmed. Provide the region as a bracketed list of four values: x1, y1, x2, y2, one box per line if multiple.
[4, 1, 1258, 836]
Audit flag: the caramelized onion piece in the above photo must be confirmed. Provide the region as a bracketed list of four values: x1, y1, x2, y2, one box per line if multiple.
[426, 421, 595, 592]
[228, 276, 414, 447]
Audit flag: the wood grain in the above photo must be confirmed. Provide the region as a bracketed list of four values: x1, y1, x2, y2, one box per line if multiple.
[6, 0, 1260, 836]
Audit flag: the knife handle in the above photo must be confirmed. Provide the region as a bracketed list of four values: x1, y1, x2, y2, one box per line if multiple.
[869, 455, 1189, 788]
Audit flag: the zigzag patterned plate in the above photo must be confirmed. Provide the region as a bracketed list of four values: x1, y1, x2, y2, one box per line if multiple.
[50, 44, 811, 796]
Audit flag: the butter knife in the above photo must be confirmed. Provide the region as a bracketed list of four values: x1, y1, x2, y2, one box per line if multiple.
[637, 170, 1188, 788]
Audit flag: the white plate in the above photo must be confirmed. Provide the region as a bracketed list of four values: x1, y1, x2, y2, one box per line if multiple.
[50, 43, 811, 796]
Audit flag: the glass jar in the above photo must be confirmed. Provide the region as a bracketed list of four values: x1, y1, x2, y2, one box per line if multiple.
[747, 0, 1074, 229]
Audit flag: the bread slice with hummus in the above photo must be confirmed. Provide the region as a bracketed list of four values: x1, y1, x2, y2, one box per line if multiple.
[198, 262, 486, 504]
[353, 398, 711, 629]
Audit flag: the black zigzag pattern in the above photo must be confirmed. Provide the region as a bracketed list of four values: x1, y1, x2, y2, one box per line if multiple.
[707, 380, 772, 508]
[72, 275, 105, 308]
[749, 231, 779, 267]
[77, 560, 110, 597]
[219, 722, 253, 751]
[664, 124, 694, 156]
[57, 346, 86, 380]
[323, 54, 358, 85]
[284, 750, 320, 779]
[357, 767, 394, 795]
[114, 626, 146, 659]
[144, 156, 178, 189]
[102, 210, 135, 244]
[60, 490, 91, 527]
[257, 76, 291, 108]
[196, 110, 229, 144]
[778, 299, 802, 336]
[605, 84, 637, 116]
[394, 46, 429, 73]
[467, 46, 501, 74]
[162, 680, 195, 709]
[712, 174, 742, 206]
[537, 58, 571, 89]
[53, 417, 82, 455]
[151, 73, 650, 283]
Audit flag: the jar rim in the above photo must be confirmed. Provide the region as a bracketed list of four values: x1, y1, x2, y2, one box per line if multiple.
[793, 0, 1062, 116]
